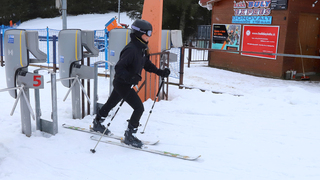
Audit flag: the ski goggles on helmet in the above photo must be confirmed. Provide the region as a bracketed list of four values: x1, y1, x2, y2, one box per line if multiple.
[132, 25, 152, 37]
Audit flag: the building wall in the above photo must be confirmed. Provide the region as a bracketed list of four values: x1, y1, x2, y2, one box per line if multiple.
[209, 0, 320, 78]
[284, 1, 320, 74]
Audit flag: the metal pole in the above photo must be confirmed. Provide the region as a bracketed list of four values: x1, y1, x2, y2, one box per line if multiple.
[20, 86, 32, 137]
[53, 35, 57, 72]
[0, 30, 3, 67]
[118, 0, 121, 23]
[81, 59, 85, 118]
[51, 72, 58, 134]
[35, 73, 41, 131]
[87, 57, 91, 116]
[72, 79, 81, 119]
[62, 0, 67, 29]
[93, 62, 99, 115]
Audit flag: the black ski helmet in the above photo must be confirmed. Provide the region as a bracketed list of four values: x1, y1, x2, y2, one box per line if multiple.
[131, 19, 153, 38]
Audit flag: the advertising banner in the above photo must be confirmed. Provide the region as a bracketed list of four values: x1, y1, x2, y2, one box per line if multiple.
[212, 24, 241, 51]
[232, 16, 272, 24]
[241, 25, 279, 59]
[233, 1, 273, 24]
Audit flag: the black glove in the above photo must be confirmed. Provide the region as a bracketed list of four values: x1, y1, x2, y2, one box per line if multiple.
[125, 74, 142, 85]
[156, 68, 170, 77]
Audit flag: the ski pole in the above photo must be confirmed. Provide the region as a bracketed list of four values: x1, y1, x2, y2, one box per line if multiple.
[90, 85, 140, 153]
[140, 77, 165, 134]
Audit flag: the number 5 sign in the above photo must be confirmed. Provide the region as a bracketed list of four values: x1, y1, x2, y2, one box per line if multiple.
[33, 75, 43, 87]
[17, 73, 44, 89]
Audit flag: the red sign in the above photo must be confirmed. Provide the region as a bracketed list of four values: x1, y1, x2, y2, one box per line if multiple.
[241, 25, 279, 59]
[33, 75, 42, 87]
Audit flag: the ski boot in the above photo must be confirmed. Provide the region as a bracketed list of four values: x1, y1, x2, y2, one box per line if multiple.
[92, 113, 110, 135]
[123, 124, 143, 148]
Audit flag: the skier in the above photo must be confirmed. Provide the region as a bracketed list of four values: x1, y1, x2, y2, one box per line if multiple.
[92, 19, 170, 148]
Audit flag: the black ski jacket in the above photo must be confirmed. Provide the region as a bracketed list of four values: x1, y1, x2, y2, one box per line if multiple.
[114, 33, 159, 85]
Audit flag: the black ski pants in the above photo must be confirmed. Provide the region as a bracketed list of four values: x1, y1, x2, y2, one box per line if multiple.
[99, 79, 144, 129]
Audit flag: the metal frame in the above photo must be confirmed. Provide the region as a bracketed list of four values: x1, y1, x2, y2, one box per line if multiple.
[93, 60, 115, 115]
[142, 51, 170, 101]
[34, 68, 58, 135]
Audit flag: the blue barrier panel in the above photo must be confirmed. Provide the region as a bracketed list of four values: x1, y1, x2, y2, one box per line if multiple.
[46, 27, 50, 64]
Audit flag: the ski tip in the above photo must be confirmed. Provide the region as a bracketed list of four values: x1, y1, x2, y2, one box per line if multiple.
[183, 155, 201, 161]
[193, 155, 201, 160]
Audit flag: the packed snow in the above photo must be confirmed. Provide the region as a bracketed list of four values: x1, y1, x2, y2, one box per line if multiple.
[1, 13, 320, 180]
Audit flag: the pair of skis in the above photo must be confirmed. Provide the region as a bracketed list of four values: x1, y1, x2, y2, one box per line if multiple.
[62, 124, 201, 161]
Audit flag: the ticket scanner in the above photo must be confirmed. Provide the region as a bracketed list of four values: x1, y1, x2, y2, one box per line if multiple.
[58, 29, 99, 119]
[91, 28, 131, 114]
[1, 29, 58, 137]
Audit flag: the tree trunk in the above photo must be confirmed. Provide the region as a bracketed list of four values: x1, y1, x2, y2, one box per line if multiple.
[179, 7, 186, 37]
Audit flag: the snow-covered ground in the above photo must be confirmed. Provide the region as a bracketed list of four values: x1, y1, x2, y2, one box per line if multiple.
[1, 13, 320, 180]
